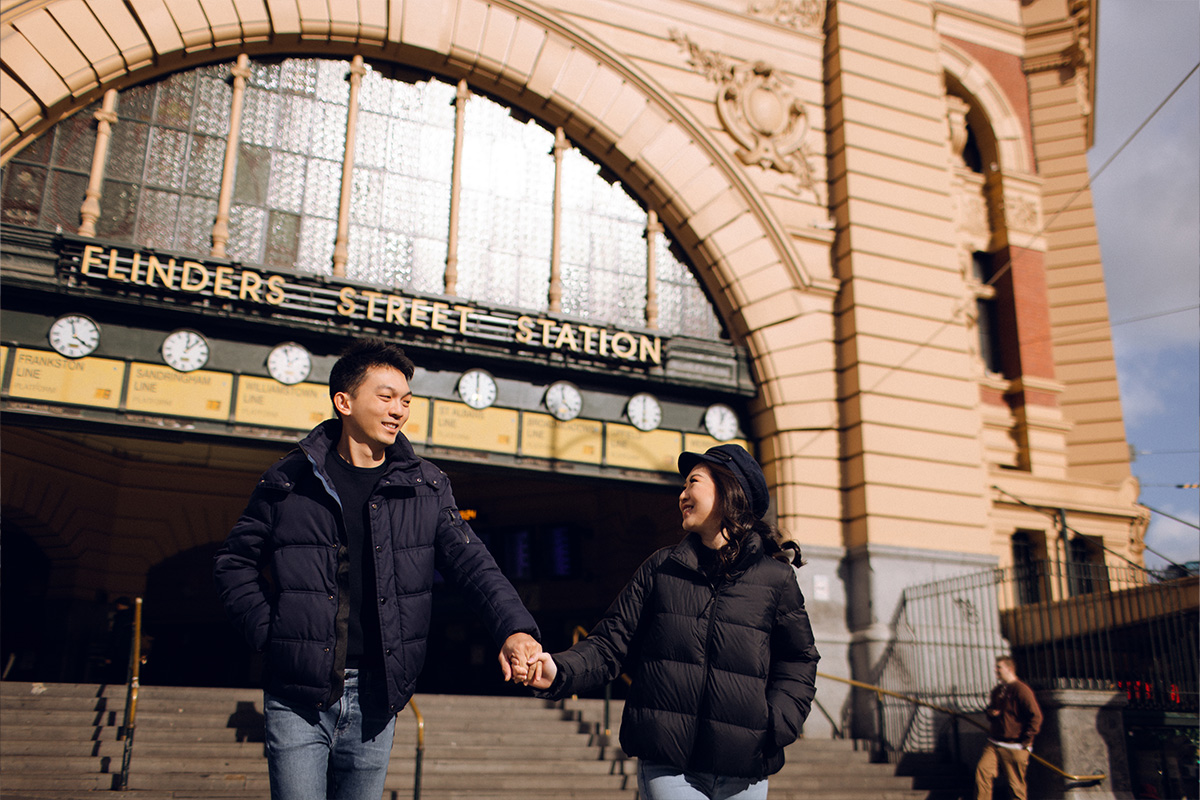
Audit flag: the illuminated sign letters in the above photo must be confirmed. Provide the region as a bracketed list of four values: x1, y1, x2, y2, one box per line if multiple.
[62, 241, 663, 366]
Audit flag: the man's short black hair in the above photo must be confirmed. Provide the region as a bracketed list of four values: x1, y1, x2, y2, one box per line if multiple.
[328, 339, 415, 408]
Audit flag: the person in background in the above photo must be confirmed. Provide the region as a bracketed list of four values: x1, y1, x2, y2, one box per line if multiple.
[214, 338, 541, 800]
[975, 656, 1043, 800]
[528, 443, 819, 800]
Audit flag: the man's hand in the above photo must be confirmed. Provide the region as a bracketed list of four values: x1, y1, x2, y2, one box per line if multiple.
[499, 632, 542, 684]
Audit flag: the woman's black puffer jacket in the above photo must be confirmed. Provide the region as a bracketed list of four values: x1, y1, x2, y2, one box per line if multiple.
[542, 532, 819, 779]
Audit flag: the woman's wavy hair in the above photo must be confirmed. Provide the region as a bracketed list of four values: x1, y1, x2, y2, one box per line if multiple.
[704, 461, 803, 574]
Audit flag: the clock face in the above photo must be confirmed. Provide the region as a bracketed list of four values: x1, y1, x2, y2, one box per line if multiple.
[48, 314, 100, 358]
[704, 403, 739, 441]
[161, 329, 210, 372]
[544, 381, 583, 421]
[267, 342, 312, 385]
[626, 392, 662, 432]
[457, 369, 497, 410]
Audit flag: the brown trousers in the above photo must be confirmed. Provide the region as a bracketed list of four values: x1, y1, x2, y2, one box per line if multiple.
[975, 742, 1030, 800]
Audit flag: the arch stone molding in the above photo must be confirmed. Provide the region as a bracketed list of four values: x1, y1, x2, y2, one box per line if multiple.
[1, 0, 841, 520]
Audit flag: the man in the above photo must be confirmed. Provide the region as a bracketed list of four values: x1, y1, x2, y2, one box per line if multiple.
[214, 339, 541, 799]
[976, 656, 1043, 800]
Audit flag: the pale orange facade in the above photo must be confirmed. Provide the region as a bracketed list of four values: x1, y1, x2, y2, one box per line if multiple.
[1, 0, 1146, 737]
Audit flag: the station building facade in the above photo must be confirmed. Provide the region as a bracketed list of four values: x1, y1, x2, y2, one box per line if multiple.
[0, 0, 1146, 737]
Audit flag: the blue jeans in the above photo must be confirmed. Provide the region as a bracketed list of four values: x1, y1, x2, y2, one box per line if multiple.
[637, 759, 769, 800]
[264, 669, 396, 800]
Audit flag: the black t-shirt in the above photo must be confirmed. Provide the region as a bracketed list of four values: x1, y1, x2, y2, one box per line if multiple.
[325, 449, 387, 668]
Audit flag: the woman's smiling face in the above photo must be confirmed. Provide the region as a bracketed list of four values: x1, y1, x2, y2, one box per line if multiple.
[680, 463, 722, 542]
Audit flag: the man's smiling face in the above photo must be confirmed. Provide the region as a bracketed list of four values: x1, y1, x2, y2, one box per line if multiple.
[335, 365, 412, 449]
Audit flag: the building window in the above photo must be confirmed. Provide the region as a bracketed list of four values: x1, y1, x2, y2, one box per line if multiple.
[1068, 536, 1105, 596]
[104, 65, 232, 249]
[1012, 530, 1048, 605]
[2, 57, 724, 342]
[1, 102, 98, 232]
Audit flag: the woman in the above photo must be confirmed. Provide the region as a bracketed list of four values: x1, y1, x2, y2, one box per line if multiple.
[528, 444, 819, 799]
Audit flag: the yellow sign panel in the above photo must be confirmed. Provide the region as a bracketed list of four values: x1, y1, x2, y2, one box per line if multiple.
[521, 413, 603, 464]
[404, 397, 430, 443]
[431, 402, 519, 454]
[235, 377, 331, 430]
[1, 346, 8, 378]
[126, 362, 232, 420]
[683, 433, 751, 457]
[605, 423, 682, 472]
[8, 348, 125, 408]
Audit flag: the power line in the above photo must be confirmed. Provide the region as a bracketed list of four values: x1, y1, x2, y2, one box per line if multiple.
[1143, 504, 1200, 531]
[855, 61, 1200, 400]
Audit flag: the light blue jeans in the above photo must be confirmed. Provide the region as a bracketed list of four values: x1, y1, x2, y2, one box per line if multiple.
[637, 759, 769, 800]
[264, 669, 396, 800]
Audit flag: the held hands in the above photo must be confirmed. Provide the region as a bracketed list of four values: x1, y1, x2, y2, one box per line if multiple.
[525, 652, 557, 690]
[499, 632, 543, 685]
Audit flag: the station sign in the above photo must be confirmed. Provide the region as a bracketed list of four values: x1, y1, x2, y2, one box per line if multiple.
[55, 237, 663, 368]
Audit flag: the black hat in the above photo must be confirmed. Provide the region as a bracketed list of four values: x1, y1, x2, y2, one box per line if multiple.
[678, 444, 770, 519]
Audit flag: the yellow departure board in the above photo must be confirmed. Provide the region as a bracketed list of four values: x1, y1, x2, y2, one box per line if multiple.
[7, 348, 125, 408]
[520, 413, 603, 463]
[605, 423, 682, 472]
[125, 362, 232, 420]
[431, 402, 519, 454]
[683, 433, 751, 456]
[235, 377, 331, 429]
[404, 397, 430, 443]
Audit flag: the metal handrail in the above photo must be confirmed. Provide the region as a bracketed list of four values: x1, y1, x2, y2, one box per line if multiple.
[405, 699, 425, 800]
[116, 597, 143, 791]
[816, 671, 1107, 783]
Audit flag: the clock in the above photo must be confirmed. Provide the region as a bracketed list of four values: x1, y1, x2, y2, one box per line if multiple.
[703, 403, 739, 441]
[626, 392, 662, 432]
[267, 342, 312, 385]
[48, 314, 100, 358]
[161, 329, 210, 372]
[544, 381, 583, 421]
[457, 369, 497, 410]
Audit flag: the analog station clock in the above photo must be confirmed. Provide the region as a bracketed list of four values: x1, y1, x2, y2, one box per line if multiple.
[48, 314, 100, 358]
[626, 392, 662, 432]
[457, 369, 497, 410]
[161, 329, 210, 372]
[544, 381, 583, 421]
[267, 342, 312, 385]
[703, 403, 739, 441]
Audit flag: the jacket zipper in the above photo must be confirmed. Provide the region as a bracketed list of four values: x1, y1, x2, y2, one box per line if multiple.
[689, 576, 722, 766]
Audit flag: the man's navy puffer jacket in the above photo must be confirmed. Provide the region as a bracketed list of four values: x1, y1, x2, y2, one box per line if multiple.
[214, 419, 538, 713]
[540, 532, 818, 779]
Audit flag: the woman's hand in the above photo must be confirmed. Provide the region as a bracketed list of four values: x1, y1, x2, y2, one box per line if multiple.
[526, 652, 557, 690]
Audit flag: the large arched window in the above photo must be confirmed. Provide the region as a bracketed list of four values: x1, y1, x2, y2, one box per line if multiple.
[1, 57, 723, 341]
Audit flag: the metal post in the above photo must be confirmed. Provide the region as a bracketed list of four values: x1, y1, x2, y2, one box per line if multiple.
[116, 597, 143, 791]
[409, 699, 425, 800]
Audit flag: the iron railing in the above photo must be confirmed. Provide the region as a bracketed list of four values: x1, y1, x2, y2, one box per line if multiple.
[870, 561, 1198, 760]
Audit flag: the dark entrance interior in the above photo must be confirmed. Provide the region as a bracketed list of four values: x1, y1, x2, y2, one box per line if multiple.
[2, 423, 684, 693]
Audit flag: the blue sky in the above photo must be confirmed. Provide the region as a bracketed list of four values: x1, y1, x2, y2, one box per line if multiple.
[1090, 0, 1199, 569]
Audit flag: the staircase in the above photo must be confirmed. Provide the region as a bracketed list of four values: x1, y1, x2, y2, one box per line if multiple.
[1, 681, 936, 799]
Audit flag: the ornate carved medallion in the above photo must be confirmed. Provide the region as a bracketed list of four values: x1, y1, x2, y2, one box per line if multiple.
[670, 30, 818, 198]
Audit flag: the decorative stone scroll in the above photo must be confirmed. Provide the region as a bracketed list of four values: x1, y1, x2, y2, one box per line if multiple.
[747, 0, 825, 32]
[670, 30, 818, 199]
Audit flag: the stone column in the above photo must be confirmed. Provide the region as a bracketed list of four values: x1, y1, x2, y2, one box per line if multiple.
[444, 79, 469, 296]
[331, 55, 366, 277]
[77, 89, 118, 238]
[1029, 688, 1133, 800]
[645, 210, 662, 330]
[548, 127, 568, 312]
[211, 54, 251, 258]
